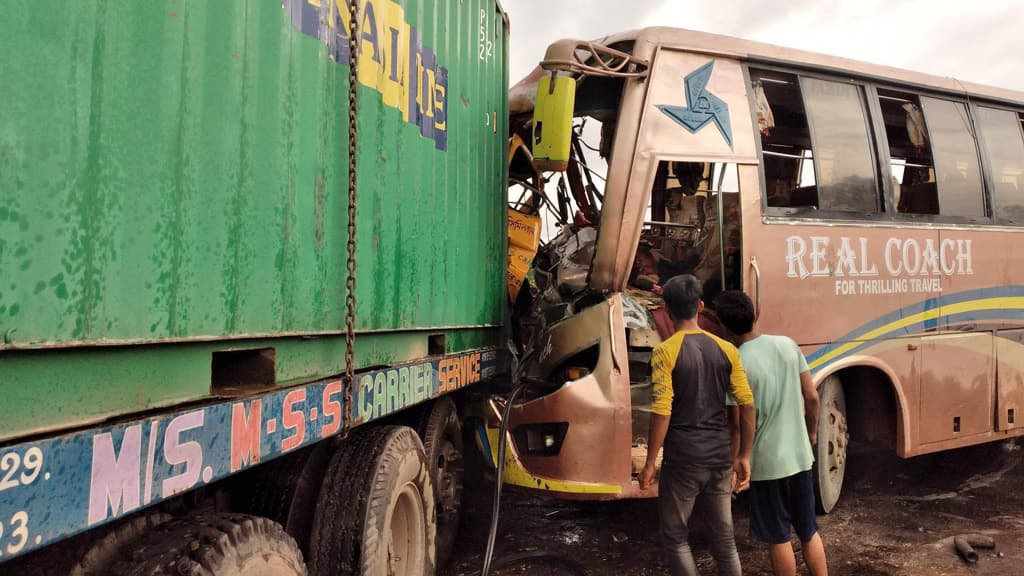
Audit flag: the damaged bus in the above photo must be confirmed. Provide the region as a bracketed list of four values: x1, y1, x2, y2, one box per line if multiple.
[483, 27, 1024, 512]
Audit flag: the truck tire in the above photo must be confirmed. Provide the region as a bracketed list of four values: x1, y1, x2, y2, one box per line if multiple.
[112, 513, 305, 576]
[814, 375, 848, 514]
[307, 425, 436, 576]
[70, 512, 173, 576]
[233, 440, 335, 555]
[418, 398, 464, 568]
[2, 511, 172, 576]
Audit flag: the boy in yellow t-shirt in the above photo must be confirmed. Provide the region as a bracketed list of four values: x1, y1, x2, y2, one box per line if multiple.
[638, 274, 756, 576]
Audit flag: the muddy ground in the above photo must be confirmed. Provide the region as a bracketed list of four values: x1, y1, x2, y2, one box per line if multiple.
[445, 439, 1024, 576]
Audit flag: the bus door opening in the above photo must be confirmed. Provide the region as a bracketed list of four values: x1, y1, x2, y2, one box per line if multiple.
[627, 160, 742, 478]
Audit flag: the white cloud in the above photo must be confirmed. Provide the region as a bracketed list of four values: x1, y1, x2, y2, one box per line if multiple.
[505, 0, 1024, 92]
[506, 0, 670, 84]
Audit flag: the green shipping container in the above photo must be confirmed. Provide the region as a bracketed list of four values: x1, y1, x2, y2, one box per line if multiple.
[0, 0, 509, 439]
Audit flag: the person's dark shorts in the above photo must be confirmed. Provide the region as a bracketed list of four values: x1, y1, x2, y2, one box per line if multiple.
[748, 469, 819, 544]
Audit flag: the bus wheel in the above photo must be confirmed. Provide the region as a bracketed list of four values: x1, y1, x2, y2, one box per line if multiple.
[814, 375, 848, 514]
[112, 513, 305, 576]
[418, 398, 464, 568]
[307, 426, 436, 576]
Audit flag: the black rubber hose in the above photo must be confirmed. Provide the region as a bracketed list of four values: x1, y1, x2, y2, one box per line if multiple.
[478, 346, 588, 576]
[479, 374, 529, 576]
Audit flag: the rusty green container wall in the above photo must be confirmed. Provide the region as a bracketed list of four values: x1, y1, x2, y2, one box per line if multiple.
[0, 1, 508, 439]
[0, 0, 507, 346]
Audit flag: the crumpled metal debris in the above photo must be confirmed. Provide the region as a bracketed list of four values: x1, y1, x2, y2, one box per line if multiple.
[550, 227, 598, 296]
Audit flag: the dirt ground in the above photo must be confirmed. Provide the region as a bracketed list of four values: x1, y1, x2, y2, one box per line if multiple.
[445, 439, 1024, 576]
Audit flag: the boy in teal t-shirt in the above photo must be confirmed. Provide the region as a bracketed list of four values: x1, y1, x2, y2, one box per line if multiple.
[716, 291, 829, 576]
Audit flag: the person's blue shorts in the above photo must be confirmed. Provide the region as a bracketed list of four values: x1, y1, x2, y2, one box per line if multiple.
[748, 469, 820, 544]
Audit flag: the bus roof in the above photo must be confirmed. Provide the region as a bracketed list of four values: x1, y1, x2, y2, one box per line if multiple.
[585, 26, 1024, 106]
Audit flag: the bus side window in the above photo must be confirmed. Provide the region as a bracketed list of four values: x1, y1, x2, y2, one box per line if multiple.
[919, 97, 987, 219]
[877, 89, 939, 215]
[799, 76, 880, 213]
[880, 91, 988, 220]
[751, 70, 817, 210]
[753, 69, 880, 215]
[976, 107, 1024, 224]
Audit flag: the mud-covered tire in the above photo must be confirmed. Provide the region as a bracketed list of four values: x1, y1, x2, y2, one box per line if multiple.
[232, 440, 334, 555]
[70, 511, 173, 576]
[4, 511, 172, 576]
[112, 513, 305, 576]
[814, 375, 848, 514]
[307, 425, 436, 576]
[417, 398, 464, 568]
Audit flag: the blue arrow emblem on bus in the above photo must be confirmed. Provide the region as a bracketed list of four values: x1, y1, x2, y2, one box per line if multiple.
[657, 61, 733, 148]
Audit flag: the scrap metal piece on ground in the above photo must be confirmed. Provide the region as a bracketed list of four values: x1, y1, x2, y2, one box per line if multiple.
[953, 534, 996, 564]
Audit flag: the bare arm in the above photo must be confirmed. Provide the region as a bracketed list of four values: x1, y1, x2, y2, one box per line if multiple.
[724, 344, 756, 492]
[737, 403, 755, 460]
[728, 405, 740, 462]
[800, 370, 819, 445]
[732, 402, 756, 492]
[641, 414, 671, 486]
[640, 347, 673, 490]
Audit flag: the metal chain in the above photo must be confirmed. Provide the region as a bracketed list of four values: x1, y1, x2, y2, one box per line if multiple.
[342, 0, 359, 437]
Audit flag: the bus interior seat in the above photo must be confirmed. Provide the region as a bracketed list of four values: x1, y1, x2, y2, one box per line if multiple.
[897, 181, 939, 214]
[790, 185, 818, 208]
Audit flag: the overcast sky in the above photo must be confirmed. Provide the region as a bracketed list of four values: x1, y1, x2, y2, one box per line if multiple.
[504, 0, 1024, 92]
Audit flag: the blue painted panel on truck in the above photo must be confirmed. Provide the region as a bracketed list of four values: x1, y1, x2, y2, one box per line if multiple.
[0, 348, 498, 563]
[0, 0, 508, 349]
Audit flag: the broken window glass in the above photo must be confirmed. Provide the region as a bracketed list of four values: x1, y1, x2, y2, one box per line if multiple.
[751, 69, 816, 210]
[877, 89, 939, 215]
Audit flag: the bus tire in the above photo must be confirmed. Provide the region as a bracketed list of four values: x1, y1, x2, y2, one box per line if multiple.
[418, 398, 464, 568]
[112, 513, 305, 576]
[814, 375, 848, 514]
[70, 511, 173, 576]
[307, 425, 436, 576]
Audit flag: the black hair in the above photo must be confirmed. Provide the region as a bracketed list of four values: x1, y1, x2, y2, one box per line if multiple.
[662, 274, 703, 321]
[715, 290, 755, 336]
[702, 277, 723, 309]
[672, 161, 705, 191]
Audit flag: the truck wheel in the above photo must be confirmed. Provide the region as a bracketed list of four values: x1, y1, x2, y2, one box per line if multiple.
[418, 398, 464, 568]
[70, 511, 172, 576]
[233, 440, 334, 555]
[307, 426, 436, 576]
[814, 375, 848, 514]
[112, 513, 305, 576]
